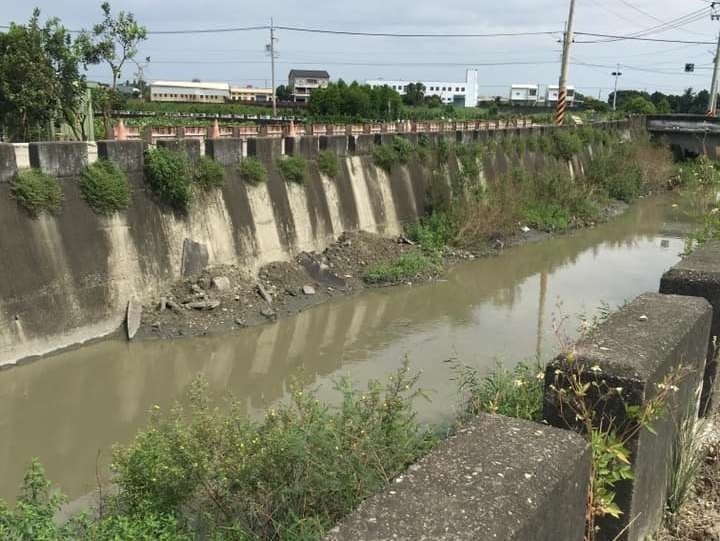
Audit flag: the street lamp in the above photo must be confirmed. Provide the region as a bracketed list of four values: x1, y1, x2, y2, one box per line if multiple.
[612, 64, 623, 112]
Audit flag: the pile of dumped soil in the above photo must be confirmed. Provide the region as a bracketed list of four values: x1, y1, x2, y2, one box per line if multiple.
[136, 231, 438, 339]
[655, 414, 720, 541]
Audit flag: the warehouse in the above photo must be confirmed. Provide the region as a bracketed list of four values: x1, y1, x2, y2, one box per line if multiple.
[149, 81, 230, 103]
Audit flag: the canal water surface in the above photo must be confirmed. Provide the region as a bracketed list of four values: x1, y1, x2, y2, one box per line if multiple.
[0, 195, 690, 502]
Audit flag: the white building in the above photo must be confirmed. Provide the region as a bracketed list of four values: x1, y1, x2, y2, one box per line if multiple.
[288, 70, 330, 103]
[365, 69, 479, 108]
[149, 81, 230, 103]
[546, 85, 576, 105]
[230, 86, 273, 103]
[509, 84, 540, 106]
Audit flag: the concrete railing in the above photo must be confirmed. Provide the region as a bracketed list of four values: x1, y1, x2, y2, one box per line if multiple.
[326, 241, 719, 541]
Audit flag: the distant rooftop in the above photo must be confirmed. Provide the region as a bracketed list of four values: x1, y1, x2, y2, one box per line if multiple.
[150, 80, 229, 91]
[288, 70, 330, 79]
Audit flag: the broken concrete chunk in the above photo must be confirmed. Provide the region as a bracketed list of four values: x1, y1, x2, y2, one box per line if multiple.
[159, 296, 168, 311]
[166, 300, 184, 313]
[302, 285, 316, 295]
[188, 300, 221, 311]
[257, 283, 273, 304]
[211, 276, 231, 291]
[126, 298, 142, 340]
[181, 239, 209, 278]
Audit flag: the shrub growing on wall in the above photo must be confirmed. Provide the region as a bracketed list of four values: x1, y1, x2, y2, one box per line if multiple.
[79, 159, 131, 215]
[277, 155, 307, 184]
[193, 156, 225, 192]
[10, 169, 63, 217]
[317, 149, 339, 178]
[549, 130, 583, 161]
[144, 147, 193, 212]
[237, 157, 268, 186]
[372, 144, 397, 172]
[392, 137, 415, 164]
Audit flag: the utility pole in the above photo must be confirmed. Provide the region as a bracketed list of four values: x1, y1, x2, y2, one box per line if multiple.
[710, 3, 720, 116]
[266, 18, 278, 117]
[555, 0, 577, 125]
[612, 64, 622, 112]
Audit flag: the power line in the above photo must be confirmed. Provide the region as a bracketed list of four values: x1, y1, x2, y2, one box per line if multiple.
[575, 31, 715, 44]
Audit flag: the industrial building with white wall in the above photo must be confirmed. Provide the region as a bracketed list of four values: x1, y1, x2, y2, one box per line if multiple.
[366, 69, 479, 108]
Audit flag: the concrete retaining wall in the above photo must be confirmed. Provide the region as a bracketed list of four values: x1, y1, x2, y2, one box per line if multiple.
[0, 127, 619, 366]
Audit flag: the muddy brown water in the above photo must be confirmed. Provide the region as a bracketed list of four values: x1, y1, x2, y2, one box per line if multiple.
[0, 195, 689, 503]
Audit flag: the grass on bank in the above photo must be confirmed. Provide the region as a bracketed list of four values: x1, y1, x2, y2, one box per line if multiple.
[363, 250, 438, 285]
[79, 159, 131, 215]
[10, 169, 63, 217]
[144, 147, 193, 212]
[193, 155, 226, 192]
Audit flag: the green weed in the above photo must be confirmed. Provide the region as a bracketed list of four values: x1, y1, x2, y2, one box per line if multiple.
[238, 156, 268, 185]
[317, 149, 339, 178]
[193, 156, 225, 192]
[277, 155, 307, 184]
[10, 169, 63, 217]
[144, 147, 193, 212]
[364, 251, 438, 284]
[79, 159, 131, 215]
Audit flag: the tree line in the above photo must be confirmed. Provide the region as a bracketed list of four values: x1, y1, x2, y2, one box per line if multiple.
[606, 88, 711, 115]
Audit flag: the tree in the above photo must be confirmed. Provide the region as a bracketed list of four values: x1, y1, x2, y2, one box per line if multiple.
[0, 9, 88, 141]
[80, 2, 147, 132]
[623, 96, 656, 115]
[276, 84, 293, 101]
[403, 82, 426, 106]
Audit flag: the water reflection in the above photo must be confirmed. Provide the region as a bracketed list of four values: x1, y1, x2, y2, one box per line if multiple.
[0, 196, 686, 502]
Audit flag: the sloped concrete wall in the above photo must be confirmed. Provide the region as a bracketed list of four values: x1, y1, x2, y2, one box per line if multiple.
[0, 127, 621, 365]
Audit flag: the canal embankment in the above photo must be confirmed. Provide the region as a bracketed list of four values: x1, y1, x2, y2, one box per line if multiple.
[0, 119, 664, 363]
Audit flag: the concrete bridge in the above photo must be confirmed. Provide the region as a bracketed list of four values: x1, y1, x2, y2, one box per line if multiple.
[647, 114, 720, 159]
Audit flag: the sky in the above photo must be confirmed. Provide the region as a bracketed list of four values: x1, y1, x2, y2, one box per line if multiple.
[3, 0, 719, 100]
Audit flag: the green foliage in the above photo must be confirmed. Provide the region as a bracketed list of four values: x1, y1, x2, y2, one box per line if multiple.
[623, 96, 657, 115]
[402, 82, 426, 106]
[372, 144, 398, 172]
[111, 367, 433, 538]
[144, 147, 193, 211]
[522, 202, 571, 231]
[364, 251, 438, 284]
[392, 137, 415, 164]
[10, 169, 63, 216]
[237, 156, 267, 186]
[666, 411, 706, 515]
[192, 155, 225, 192]
[454, 361, 544, 422]
[0, 9, 90, 141]
[549, 130, 583, 161]
[586, 143, 644, 202]
[79, 159, 131, 214]
[0, 459, 189, 540]
[436, 137, 450, 165]
[317, 149, 339, 178]
[308, 80, 402, 121]
[408, 212, 458, 254]
[277, 155, 307, 184]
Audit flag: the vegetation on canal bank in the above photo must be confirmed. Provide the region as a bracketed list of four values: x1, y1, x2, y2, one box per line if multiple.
[364, 127, 674, 285]
[1, 365, 434, 540]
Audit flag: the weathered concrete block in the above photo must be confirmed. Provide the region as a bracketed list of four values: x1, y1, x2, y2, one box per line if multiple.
[293, 135, 320, 159]
[29, 142, 88, 177]
[544, 292, 711, 541]
[350, 134, 375, 155]
[246, 137, 281, 162]
[0, 143, 18, 183]
[156, 139, 201, 163]
[326, 414, 590, 541]
[660, 241, 720, 415]
[319, 135, 347, 155]
[205, 138, 243, 166]
[181, 238, 209, 277]
[96, 140, 144, 172]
